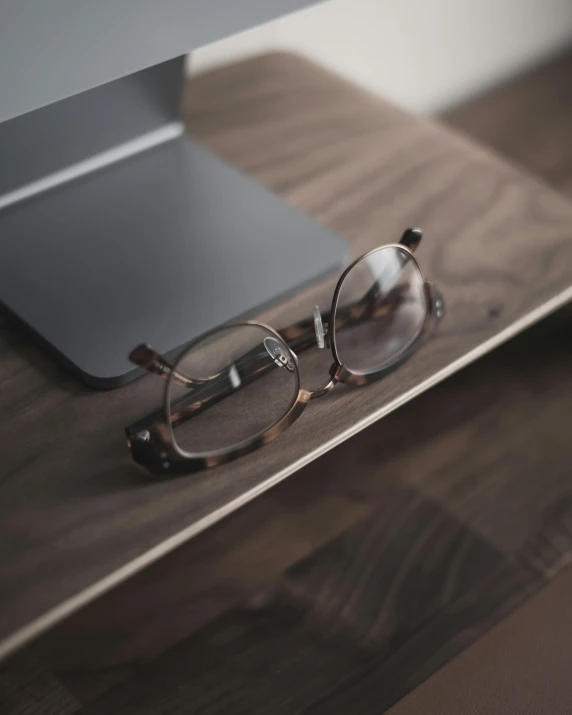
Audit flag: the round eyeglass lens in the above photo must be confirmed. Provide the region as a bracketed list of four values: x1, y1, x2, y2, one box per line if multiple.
[333, 246, 428, 374]
[167, 324, 299, 454]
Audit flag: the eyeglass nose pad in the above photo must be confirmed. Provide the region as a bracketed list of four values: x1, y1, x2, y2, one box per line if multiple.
[314, 306, 325, 349]
[263, 336, 297, 372]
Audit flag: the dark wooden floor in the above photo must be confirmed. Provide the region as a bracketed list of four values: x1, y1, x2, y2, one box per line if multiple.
[2, 48, 572, 714]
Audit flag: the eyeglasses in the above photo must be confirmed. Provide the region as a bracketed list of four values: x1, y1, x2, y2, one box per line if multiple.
[126, 228, 444, 476]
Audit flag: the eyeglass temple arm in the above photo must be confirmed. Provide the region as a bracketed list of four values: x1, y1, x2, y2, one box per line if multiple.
[127, 285, 411, 443]
[129, 344, 202, 388]
[126, 321, 319, 440]
[280, 227, 422, 350]
[126, 342, 280, 441]
[398, 228, 445, 324]
[131, 227, 424, 383]
[127, 228, 432, 438]
[280, 283, 410, 353]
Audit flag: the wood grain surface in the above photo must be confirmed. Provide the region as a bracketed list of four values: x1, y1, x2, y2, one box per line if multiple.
[2, 52, 572, 661]
[444, 47, 572, 198]
[9, 300, 568, 714]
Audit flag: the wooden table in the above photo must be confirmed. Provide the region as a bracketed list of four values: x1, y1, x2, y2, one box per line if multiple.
[2, 52, 572, 664]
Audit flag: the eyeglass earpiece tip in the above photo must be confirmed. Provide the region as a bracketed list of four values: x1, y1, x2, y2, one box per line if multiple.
[129, 343, 155, 366]
[400, 227, 423, 251]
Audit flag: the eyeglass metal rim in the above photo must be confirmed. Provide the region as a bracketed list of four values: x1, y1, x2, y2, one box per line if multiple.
[126, 228, 444, 476]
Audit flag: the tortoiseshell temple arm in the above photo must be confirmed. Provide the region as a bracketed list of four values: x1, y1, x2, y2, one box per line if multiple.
[280, 227, 423, 351]
[129, 345, 205, 388]
[126, 341, 289, 440]
[129, 226, 426, 385]
[126, 228, 443, 444]
[126, 285, 426, 448]
[399, 229, 446, 323]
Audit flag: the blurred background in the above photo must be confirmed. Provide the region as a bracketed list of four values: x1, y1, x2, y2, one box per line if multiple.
[193, 0, 572, 114]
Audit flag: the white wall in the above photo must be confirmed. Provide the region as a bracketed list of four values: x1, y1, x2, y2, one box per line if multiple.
[192, 0, 572, 114]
